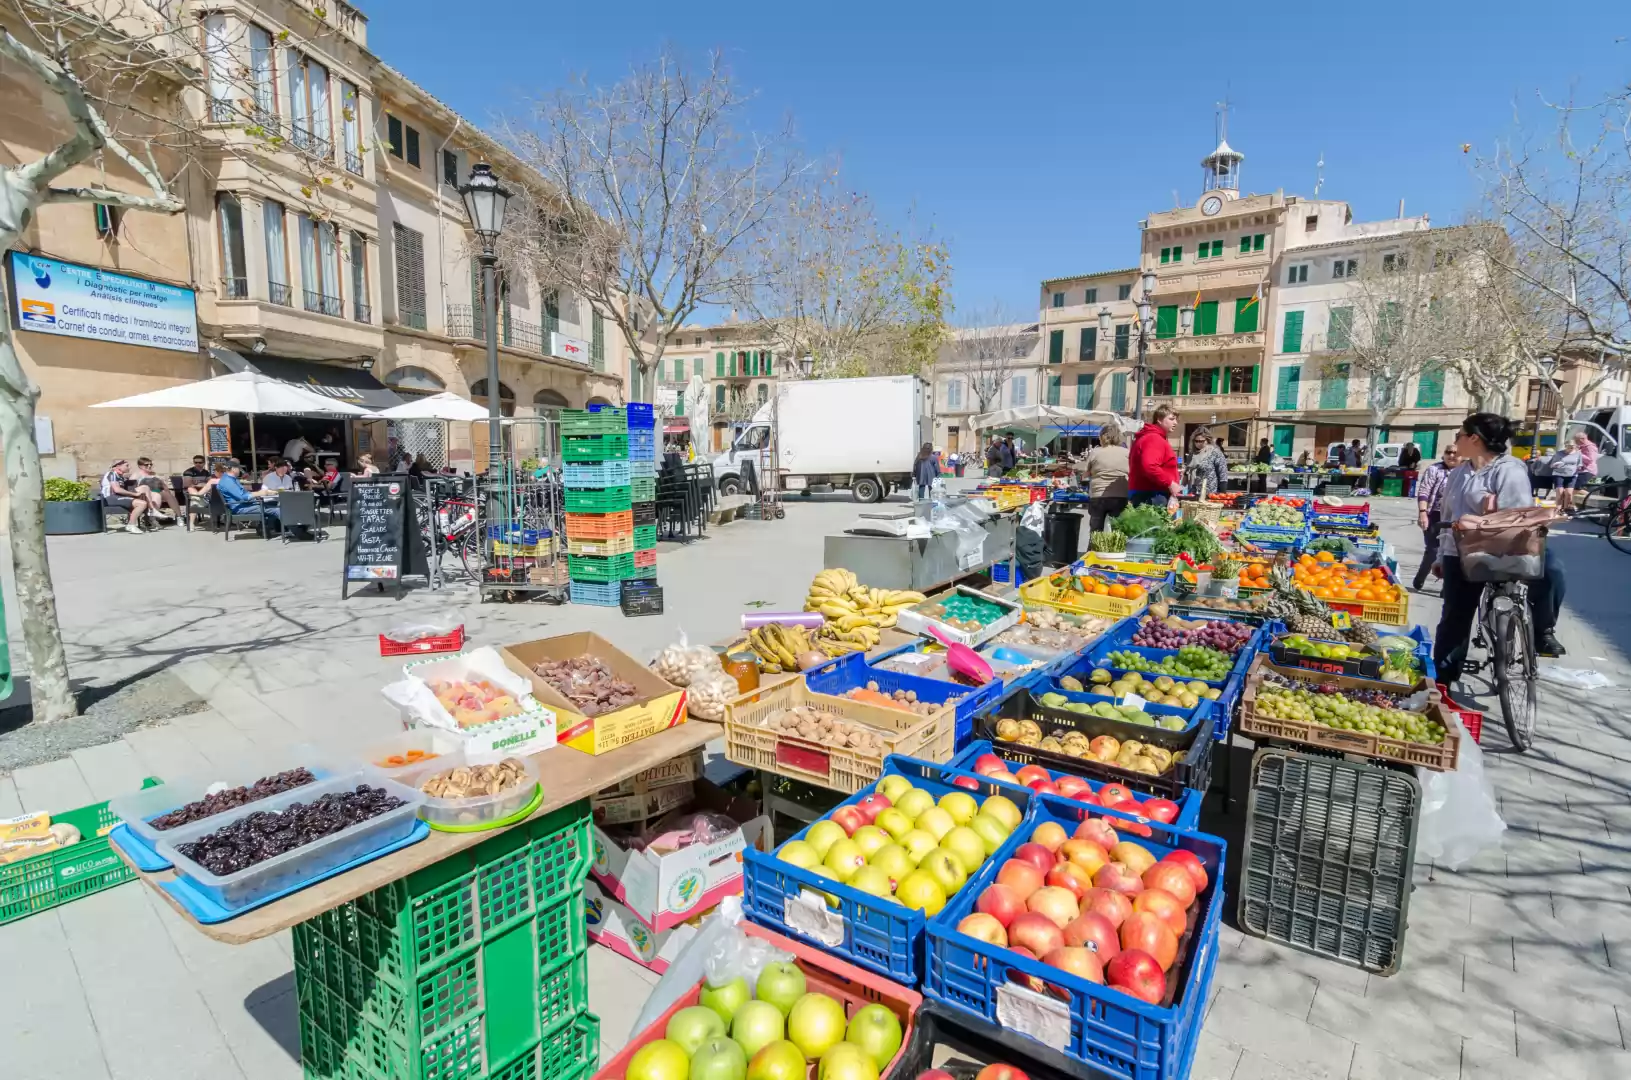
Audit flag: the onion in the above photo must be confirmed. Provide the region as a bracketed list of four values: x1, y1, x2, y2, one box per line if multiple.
[796, 651, 828, 671]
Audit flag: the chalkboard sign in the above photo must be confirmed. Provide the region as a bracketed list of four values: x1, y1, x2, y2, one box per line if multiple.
[206, 423, 230, 455]
[343, 475, 427, 598]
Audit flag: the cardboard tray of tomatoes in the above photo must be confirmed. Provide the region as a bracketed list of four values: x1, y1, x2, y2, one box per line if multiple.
[923, 794, 1225, 1080]
[947, 740, 1202, 831]
[591, 921, 923, 1080]
[974, 691, 1212, 802]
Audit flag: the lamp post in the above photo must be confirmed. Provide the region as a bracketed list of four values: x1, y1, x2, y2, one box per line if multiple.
[459, 163, 512, 475]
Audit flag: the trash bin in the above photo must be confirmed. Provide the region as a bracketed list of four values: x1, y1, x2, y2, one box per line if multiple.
[1043, 508, 1082, 566]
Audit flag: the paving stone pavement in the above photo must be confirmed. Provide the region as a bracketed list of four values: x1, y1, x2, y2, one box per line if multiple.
[1, 494, 1627, 1080]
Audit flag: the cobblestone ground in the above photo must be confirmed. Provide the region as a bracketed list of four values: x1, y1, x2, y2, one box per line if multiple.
[0, 494, 1626, 1079]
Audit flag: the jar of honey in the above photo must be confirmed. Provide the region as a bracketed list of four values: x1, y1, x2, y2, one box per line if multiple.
[723, 652, 761, 696]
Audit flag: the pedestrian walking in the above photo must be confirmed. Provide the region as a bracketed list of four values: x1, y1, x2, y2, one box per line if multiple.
[1076, 424, 1129, 533]
[1544, 439, 1584, 513]
[1184, 429, 1229, 498]
[1411, 443, 1460, 591]
[913, 443, 938, 500]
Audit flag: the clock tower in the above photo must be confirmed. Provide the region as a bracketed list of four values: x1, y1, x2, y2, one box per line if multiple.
[1201, 104, 1244, 200]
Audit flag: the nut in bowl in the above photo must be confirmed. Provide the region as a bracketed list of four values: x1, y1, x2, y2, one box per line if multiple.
[408, 749, 541, 830]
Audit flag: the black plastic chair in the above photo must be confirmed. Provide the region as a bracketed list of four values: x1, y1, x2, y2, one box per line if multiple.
[211, 487, 269, 540]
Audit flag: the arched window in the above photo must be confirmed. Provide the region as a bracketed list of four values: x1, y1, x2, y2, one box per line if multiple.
[469, 378, 515, 417]
[383, 365, 446, 394]
[533, 389, 569, 408]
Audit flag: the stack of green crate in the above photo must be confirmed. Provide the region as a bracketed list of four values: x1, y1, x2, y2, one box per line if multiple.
[563, 408, 639, 603]
[293, 800, 599, 1080]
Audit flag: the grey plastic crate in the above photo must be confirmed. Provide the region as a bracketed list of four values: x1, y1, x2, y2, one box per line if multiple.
[1239, 747, 1421, 976]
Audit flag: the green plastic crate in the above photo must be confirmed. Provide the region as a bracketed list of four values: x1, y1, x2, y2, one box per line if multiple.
[630, 477, 656, 503]
[560, 408, 626, 436]
[567, 552, 636, 582]
[633, 525, 656, 550]
[563, 487, 632, 514]
[1381, 476, 1405, 497]
[562, 435, 628, 462]
[292, 801, 593, 1080]
[628, 565, 657, 581]
[0, 777, 161, 927]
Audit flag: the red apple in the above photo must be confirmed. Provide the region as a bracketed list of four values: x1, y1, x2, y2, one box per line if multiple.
[990, 770, 1019, 784]
[854, 793, 892, 824]
[974, 1066, 1029, 1080]
[1082, 887, 1135, 929]
[1106, 949, 1167, 1004]
[1063, 911, 1120, 962]
[1140, 798, 1180, 825]
[1133, 888, 1188, 937]
[952, 775, 981, 791]
[1060, 839, 1110, 878]
[1072, 789, 1101, 806]
[973, 753, 1005, 776]
[1094, 862, 1145, 897]
[1111, 841, 1158, 875]
[996, 859, 1045, 901]
[1143, 862, 1198, 908]
[1053, 775, 1090, 798]
[1075, 818, 1119, 849]
[1007, 912, 1066, 957]
[831, 805, 868, 837]
[1016, 764, 1050, 787]
[1004, 945, 1047, 995]
[956, 912, 1008, 947]
[1026, 780, 1059, 797]
[1120, 911, 1179, 971]
[1103, 808, 1153, 839]
[1097, 783, 1135, 808]
[1046, 862, 1093, 900]
[976, 883, 1025, 928]
[1161, 850, 1209, 893]
[1030, 821, 1068, 852]
[1026, 886, 1081, 929]
[1011, 843, 1057, 875]
[1042, 945, 1105, 997]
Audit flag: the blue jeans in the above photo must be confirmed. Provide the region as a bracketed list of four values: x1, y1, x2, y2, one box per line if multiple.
[1127, 490, 1170, 508]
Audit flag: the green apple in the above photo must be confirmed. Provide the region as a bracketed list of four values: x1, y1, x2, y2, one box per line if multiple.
[893, 869, 947, 915]
[730, 1000, 785, 1060]
[847, 865, 892, 898]
[777, 841, 820, 871]
[873, 808, 913, 841]
[753, 961, 806, 1017]
[667, 1006, 728, 1055]
[845, 1003, 904, 1070]
[919, 848, 967, 896]
[747, 1040, 807, 1080]
[877, 775, 913, 803]
[899, 829, 939, 866]
[628, 1039, 691, 1080]
[818, 1042, 880, 1080]
[699, 976, 752, 1026]
[937, 791, 979, 825]
[786, 992, 848, 1060]
[968, 814, 1011, 855]
[691, 1038, 748, 1080]
[913, 806, 955, 841]
[822, 839, 865, 883]
[940, 826, 987, 875]
[850, 825, 890, 860]
[867, 843, 911, 885]
[980, 794, 1022, 830]
[804, 820, 846, 860]
[894, 788, 935, 821]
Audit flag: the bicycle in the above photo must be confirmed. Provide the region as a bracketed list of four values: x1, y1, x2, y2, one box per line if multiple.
[1462, 576, 1538, 751]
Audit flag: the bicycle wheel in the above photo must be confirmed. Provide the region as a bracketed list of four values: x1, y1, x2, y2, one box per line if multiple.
[1491, 601, 1537, 751]
[1607, 496, 1631, 554]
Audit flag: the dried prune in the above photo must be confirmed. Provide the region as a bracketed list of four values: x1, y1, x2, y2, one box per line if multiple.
[149, 768, 318, 830]
[530, 655, 639, 716]
[175, 785, 405, 876]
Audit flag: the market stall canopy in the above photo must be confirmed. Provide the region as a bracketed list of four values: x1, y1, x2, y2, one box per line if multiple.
[90, 370, 370, 415]
[209, 346, 403, 411]
[970, 404, 1128, 434]
[362, 392, 490, 421]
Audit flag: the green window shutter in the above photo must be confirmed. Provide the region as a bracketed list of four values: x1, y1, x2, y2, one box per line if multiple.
[1111, 373, 1128, 411]
[672, 358, 683, 382]
[1214, 240, 1224, 257]
[715, 384, 725, 409]
[1378, 301, 1402, 346]
[693, 357, 704, 377]
[765, 350, 774, 376]
[1180, 369, 1190, 394]
[716, 351, 725, 376]
[1416, 364, 1445, 408]
[1172, 245, 1183, 262]
[1328, 306, 1353, 350]
[1275, 365, 1301, 410]
[1047, 375, 1061, 405]
[1272, 424, 1295, 457]
[1079, 327, 1097, 359]
[675, 395, 684, 416]
[1234, 297, 1260, 334]
[1076, 374, 1095, 408]
[1048, 329, 1064, 363]
[1160, 247, 1170, 265]
[1156, 305, 1178, 338]
[1320, 363, 1350, 409]
[1412, 429, 1439, 457]
[1210, 368, 1220, 393]
[1281, 310, 1304, 353]
[1249, 364, 1259, 393]
[1253, 234, 1265, 251]
[1239, 235, 1252, 254]
[1196, 300, 1218, 335]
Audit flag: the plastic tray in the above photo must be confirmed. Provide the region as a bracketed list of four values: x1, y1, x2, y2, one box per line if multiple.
[896, 585, 1024, 648]
[629, 458, 656, 479]
[633, 524, 656, 549]
[571, 580, 622, 607]
[400, 749, 542, 830]
[742, 756, 1030, 984]
[378, 625, 466, 656]
[804, 651, 1004, 746]
[565, 533, 634, 557]
[562, 407, 627, 435]
[632, 548, 656, 569]
[1021, 574, 1152, 620]
[108, 745, 350, 852]
[628, 428, 656, 460]
[565, 510, 633, 539]
[620, 582, 663, 616]
[359, 728, 464, 779]
[924, 794, 1226, 1080]
[1267, 636, 1385, 679]
[947, 739, 1202, 830]
[154, 770, 426, 910]
[1239, 747, 1420, 975]
[623, 402, 655, 427]
[1436, 682, 1482, 744]
[630, 476, 655, 503]
[563, 460, 632, 487]
[562, 433, 629, 461]
[567, 551, 636, 582]
[564, 487, 633, 514]
[892, 1003, 1086, 1080]
[1083, 640, 1238, 688]
[1020, 677, 1209, 749]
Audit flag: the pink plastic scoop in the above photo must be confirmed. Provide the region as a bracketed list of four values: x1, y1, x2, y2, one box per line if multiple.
[924, 624, 995, 685]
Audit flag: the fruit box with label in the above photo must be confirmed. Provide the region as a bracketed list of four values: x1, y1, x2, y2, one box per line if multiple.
[591, 920, 923, 1080]
[590, 778, 772, 933]
[501, 632, 686, 755]
[923, 793, 1226, 1080]
[583, 876, 701, 974]
[390, 647, 558, 756]
[894, 1002, 1201, 1080]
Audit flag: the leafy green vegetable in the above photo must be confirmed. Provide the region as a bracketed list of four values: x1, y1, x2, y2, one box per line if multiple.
[1111, 505, 1170, 538]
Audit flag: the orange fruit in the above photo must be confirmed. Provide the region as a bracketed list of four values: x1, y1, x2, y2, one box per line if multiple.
[1357, 589, 1376, 601]
[1093, 583, 1110, 595]
[1107, 584, 1128, 599]
[1316, 551, 1336, 563]
[1126, 585, 1145, 600]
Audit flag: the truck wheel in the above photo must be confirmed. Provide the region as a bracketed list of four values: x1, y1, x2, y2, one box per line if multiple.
[718, 476, 742, 496]
[852, 477, 882, 503]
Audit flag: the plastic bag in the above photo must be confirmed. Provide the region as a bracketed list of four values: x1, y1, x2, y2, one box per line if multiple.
[1415, 714, 1506, 869]
[629, 897, 793, 1034]
[652, 629, 722, 688]
[382, 621, 461, 643]
[687, 667, 740, 721]
[1536, 664, 1614, 690]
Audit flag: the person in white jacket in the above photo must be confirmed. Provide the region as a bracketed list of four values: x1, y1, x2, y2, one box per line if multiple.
[1545, 442, 1584, 513]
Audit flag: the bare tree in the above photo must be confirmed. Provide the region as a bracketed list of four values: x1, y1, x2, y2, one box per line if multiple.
[0, 2, 353, 721]
[505, 49, 805, 401]
[941, 310, 1038, 415]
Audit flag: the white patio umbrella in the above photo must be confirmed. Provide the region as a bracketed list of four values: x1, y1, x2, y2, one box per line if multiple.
[361, 391, 489, 421]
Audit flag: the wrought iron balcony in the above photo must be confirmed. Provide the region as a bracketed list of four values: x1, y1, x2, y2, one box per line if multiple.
[353, 300, 372, 324]
[221, 277, 248, 300]
[304, 290, 342, 318]
[446, 302, 555, 358]
[344, 149, 364, 175]
[268, 281, 292, 307]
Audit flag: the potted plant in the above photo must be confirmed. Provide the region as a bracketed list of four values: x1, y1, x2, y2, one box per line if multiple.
[44, 477, 105, 535]
[1204, 557, 1241, 598]
[1087, 529, 1126, 560]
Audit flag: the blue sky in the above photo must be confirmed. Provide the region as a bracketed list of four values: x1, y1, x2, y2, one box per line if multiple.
[373, 1, 1629, 317]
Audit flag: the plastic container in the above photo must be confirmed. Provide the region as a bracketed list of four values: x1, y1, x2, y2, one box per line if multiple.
[633, 524, 657, 549]
[378, 624, 466, 657]
[564, 510, 633, 539]
[925, 794, 1226, 1080]
[564, 407, 627, 434]
[630, 476, 656, 503]
[632, 548, 657, 569]
[360, 728, 465, 779]
[564, 486, 633, 514]
[628, 428, 656, 461]
[401, 749, 542, 830]
[563, 460, 632, 487]
[154, 770, 426, 911]
[631, 501, 656, 526]
[742, 756, 1030, 983]
[620, 581, 663, 616]
[1020, 573, 1153, 620]
[565, 533, 635, 557]
[894, 1001, 1202, 1080]
[563, 433, 629, 461]
[571, 580, 622, 607]
[1, 779, 161, 926]
[804, 651, 1004, 746]
[1436, 682, 1482, 744]
[948, 739, 1203, 830]
[629, 458, 656, 480]
[623, 402, 655, 428]
[1267, 635, 1386, 679]
[109, 744, 351, 851]
[567, 551, 636, 581]
[1022, 677, 1209, 749]
[1239, 747, 1420, 975]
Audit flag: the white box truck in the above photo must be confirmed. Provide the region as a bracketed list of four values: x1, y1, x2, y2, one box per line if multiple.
[709, 375, 929, 502]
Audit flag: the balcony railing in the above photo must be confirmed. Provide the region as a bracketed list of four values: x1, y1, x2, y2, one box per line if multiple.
[268, 281, 292, 307]
[290, 123, 333, 162]
[222, 277, 248, 299]
[344, 148, 364, 175]
[353, 300, 372, 324]
[304, 290, 342, 318]
[1144, 391, 1260, 411]
[446, 302, 562, 359]
[1156, 330, 1265, 354]
[209, 97, 234, 124]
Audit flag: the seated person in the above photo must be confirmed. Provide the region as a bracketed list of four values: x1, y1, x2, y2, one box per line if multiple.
[320, 461, 340, 487]
[101, 459, 164, 534]
[182, 455, 216, 526]
[353, 453, 379, 477]
[259, 459, 299, 494]
[216, 463, 280, 530]
[132, 457, 182, 522]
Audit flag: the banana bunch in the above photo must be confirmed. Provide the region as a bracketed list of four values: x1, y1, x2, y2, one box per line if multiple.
[804, 568, 925, 635]
[746, 624, 813, 673]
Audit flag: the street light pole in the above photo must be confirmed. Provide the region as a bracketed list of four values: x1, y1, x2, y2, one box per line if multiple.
[458, 162, 513, 476]
[1133, 268, 1157, 421]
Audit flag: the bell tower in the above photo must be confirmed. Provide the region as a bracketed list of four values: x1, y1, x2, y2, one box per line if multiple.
[1201, 102, 1244, 195]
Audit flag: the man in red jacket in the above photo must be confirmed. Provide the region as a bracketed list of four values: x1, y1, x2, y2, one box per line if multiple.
[1128, 404, 1181, 508]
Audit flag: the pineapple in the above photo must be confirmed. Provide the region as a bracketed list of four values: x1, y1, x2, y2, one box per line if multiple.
[1345, 619, 1380, 646]
[1266, 566, 1341, 636]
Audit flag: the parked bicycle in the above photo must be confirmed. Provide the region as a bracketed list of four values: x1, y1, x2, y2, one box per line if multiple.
[1463, 577, 1538, 751]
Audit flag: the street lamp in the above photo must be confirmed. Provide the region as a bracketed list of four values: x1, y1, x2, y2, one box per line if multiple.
[1131, 270, 1160, 419]
[459, 163, 512, 474]
[798, 355, 815, 378]
[1179, 306, 1195, 335]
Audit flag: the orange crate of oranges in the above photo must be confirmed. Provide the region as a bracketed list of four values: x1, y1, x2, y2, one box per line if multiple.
[1290, 551, 1410, 626]
[1020, 570, 1151, 619]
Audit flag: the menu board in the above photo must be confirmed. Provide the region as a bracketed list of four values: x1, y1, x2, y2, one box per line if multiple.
[343, 475, 426, 597]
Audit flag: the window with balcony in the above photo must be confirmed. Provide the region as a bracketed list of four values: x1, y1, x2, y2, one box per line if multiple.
[1275, 365, 1301, 410]
[1075, 373, 1094, 408]
[1155, 305, 1178, 339]
[1079, 327, 1097, 361]
[543, 290, 560, 334]
[1287, 264, 1309, 284]
[392, 223, 427, 329]
[349, 232, 370, 323]
[1084, 288, 1098, 304]
[1328, 306, 1353, 350]
[287, 52, 333, 160]
[216, 193, 247, 299]
[1184, 368, 1216, 395]
[1195, 300, 1218, 336]
[1113, 323, 1130, 359]
[1118, 283, 1132, 301]
[299, 214, 342, 316]
[1110, 373, 1127, 411]
[1048, 329, 1064, 364]
[340, 80, 362, 174]
[248, 25, 278, 131]
[1150, 371, 1177, 396]
[591, 310, 606, 371]
[1047, 375, 1061, 405]
[202, 14, 233, 123]
[1010, 375, 1028, 407]
[1226, 365, 1256, 394]
[1331, 257, 1358, 279]
[263, 200, 290, 306]
[1051, 292, 1064, 308]
[1234, 296, 1260, 333]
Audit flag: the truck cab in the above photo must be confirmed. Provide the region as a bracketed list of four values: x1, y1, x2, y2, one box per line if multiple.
[710, 424, 771, 496]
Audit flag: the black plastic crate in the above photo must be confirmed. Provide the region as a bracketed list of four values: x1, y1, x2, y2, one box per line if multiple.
[976, 688, 1212, 801]
[894, 1003, 1114, 1080]
[632, 500, 657, 526]
[620, 581, 663, 617]
[1239, 747, 1421, 976]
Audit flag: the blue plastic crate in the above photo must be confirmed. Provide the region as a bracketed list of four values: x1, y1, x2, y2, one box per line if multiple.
[1084, 615, 1261, 681]
[947, 739, 1202, 828]
[925, 796, 1226, 1080]
[628, 458, 656, 479]
[742, 756, 1033, 985]
[563, 460, 633, 487]
[624, 402, 655, 428]
[569, 580, 622, 607]
[804, 653, 1006, 747]
[484, 525, 550, 544]
[1024, 676, 1212, 749]
[628, 428, 656, 460]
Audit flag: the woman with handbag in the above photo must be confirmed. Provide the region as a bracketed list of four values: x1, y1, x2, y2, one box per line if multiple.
[1433, 413, 1568, 686]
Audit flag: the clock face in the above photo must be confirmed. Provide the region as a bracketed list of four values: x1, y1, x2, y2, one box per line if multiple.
[1201, 196, 1223, 216]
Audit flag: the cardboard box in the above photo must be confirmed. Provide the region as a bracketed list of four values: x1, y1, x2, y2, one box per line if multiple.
[502, 632, 687, 755]
[590, 779, 772, 933]
[583, 878, 704, 974]
[591, 781, 696, 827]
[895, 585, 1022, 648]
[597, 750, 702, 798]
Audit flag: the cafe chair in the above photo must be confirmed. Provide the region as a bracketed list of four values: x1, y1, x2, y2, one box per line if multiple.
[210, 487, 269, 541]
[277, 490, 323, 543]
